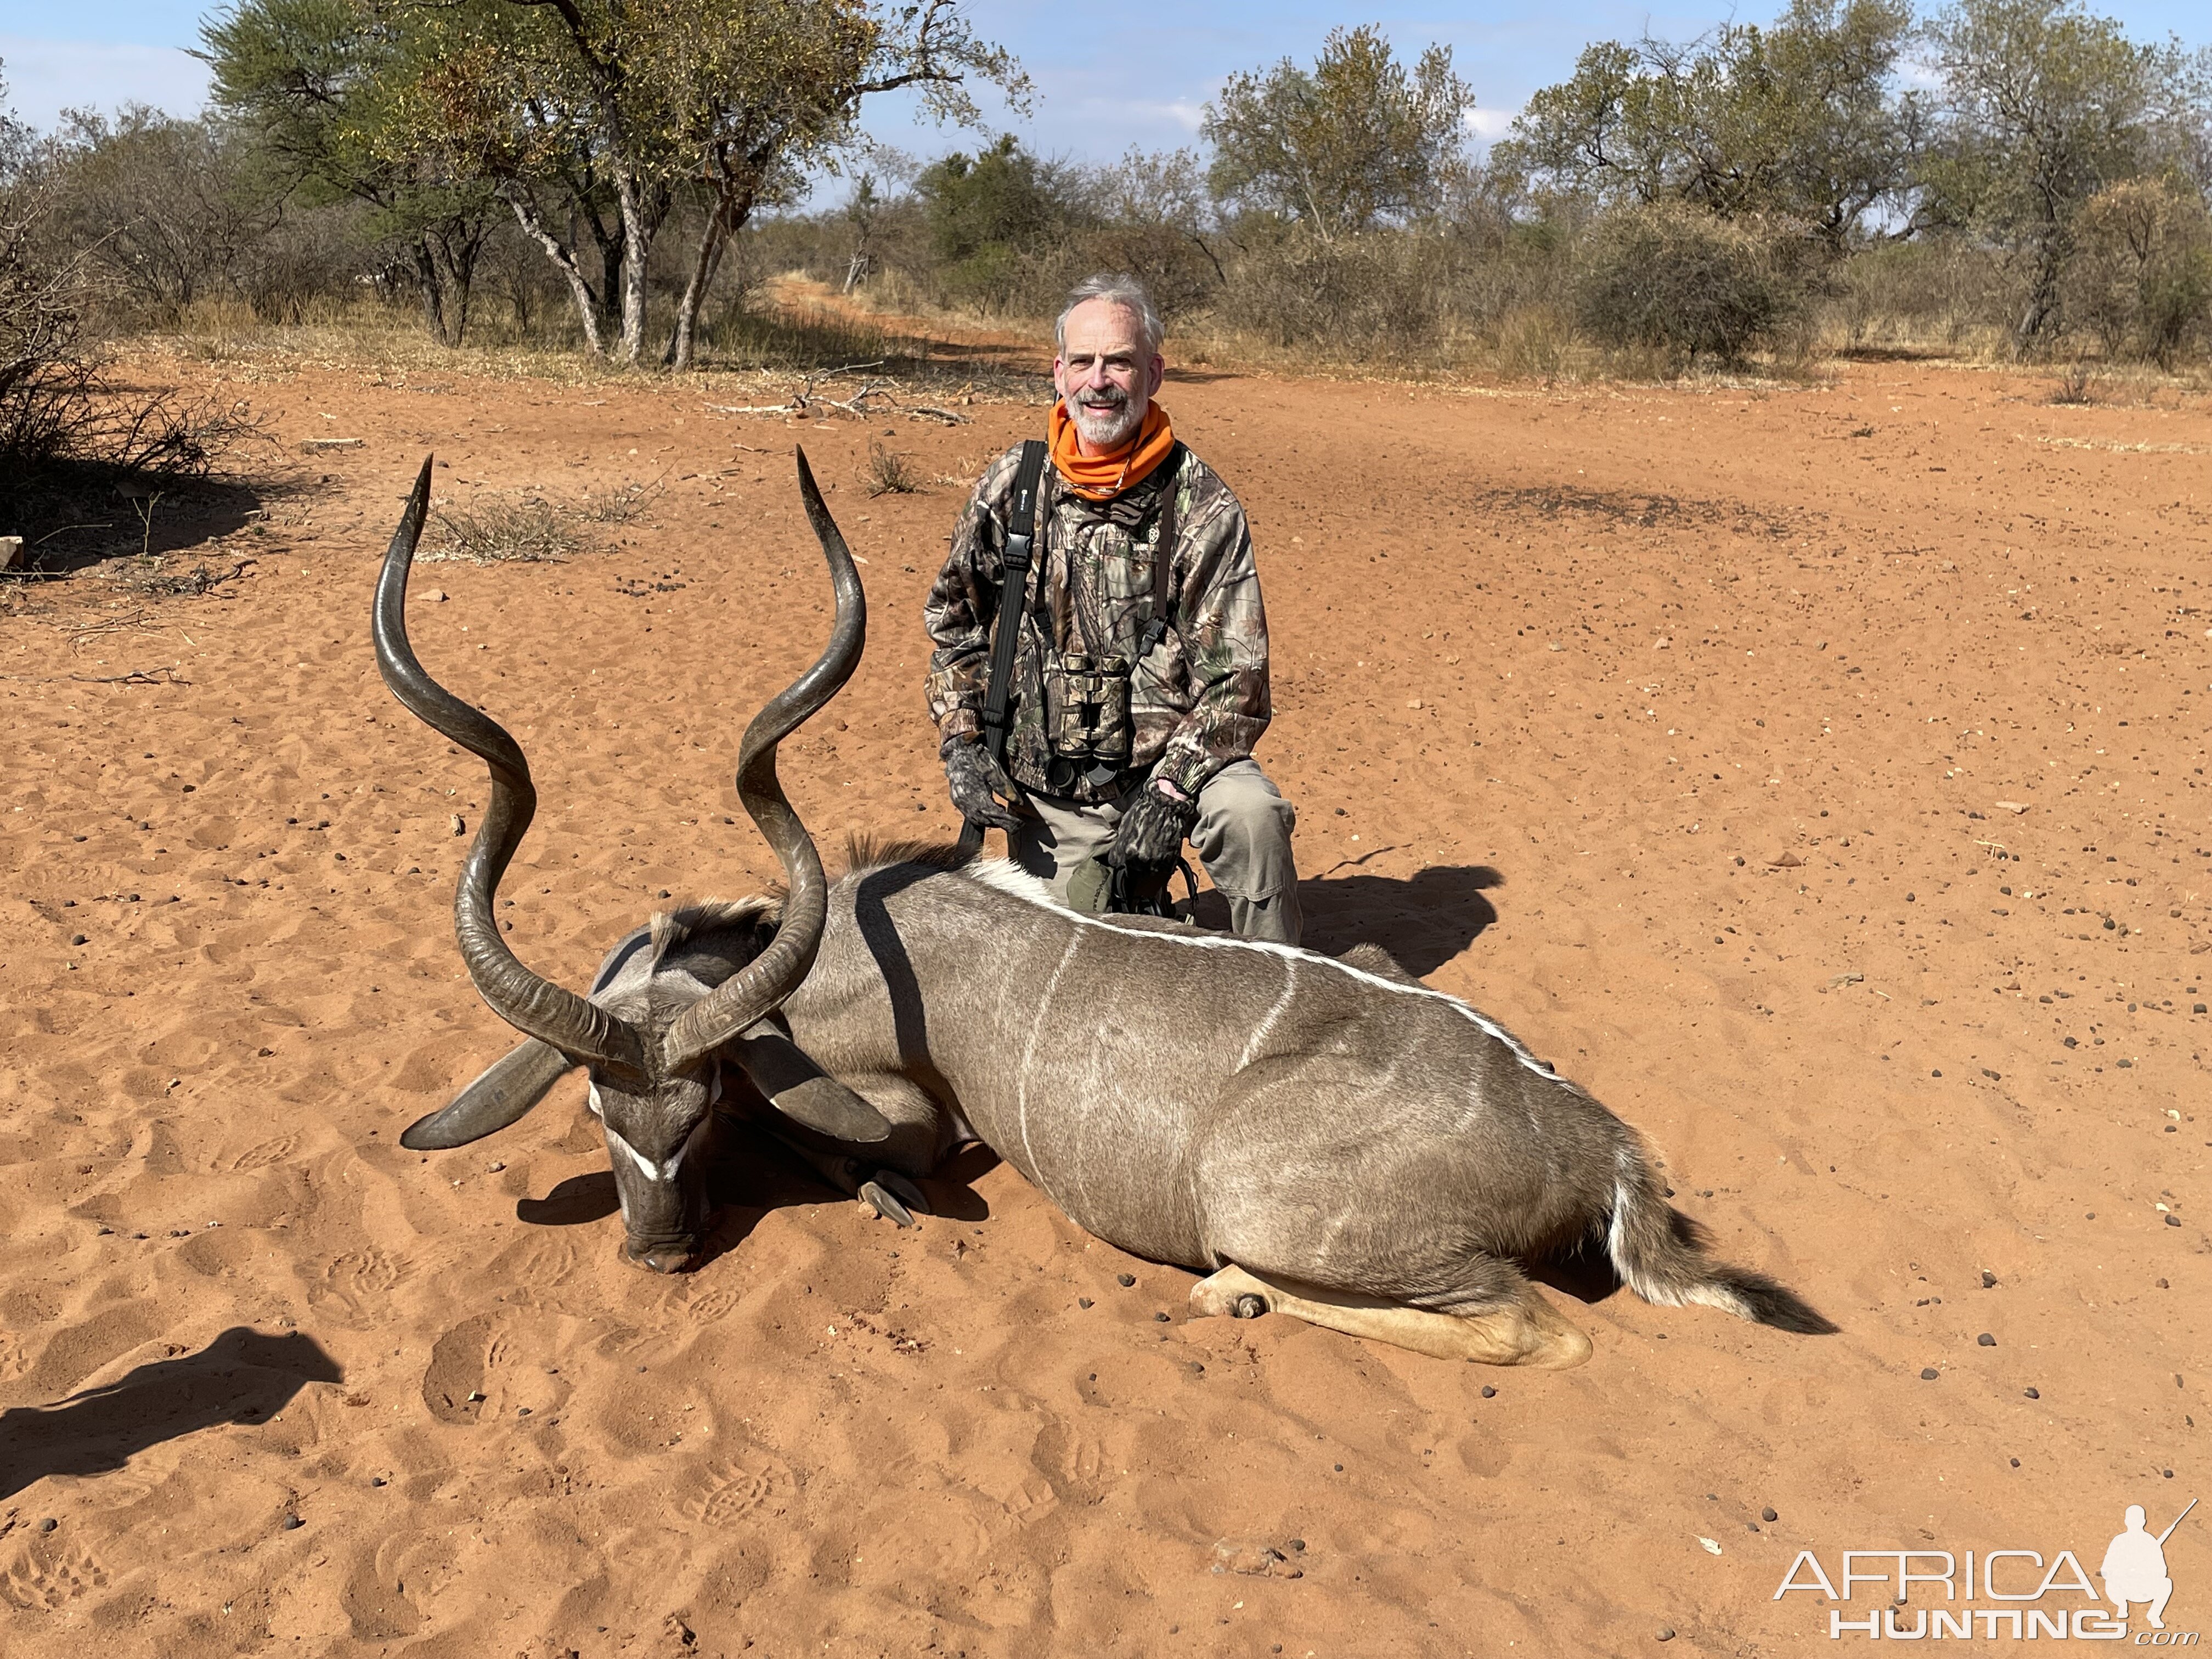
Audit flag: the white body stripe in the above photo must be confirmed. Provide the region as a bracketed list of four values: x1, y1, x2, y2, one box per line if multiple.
[958, 859, 1556, 1083]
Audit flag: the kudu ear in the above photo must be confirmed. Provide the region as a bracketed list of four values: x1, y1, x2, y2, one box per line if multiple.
[400, 1038, 575, 1150]
[725, 1030, 891, 1145]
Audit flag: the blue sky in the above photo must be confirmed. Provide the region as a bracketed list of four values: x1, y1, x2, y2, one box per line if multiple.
[6, 1, 2208, 190]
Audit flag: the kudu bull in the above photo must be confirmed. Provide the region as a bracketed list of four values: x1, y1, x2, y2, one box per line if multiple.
[377, 452, 1835, 1364]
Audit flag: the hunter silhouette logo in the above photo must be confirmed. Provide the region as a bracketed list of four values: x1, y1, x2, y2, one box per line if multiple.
[1776, 1497, 2198, 1641]
[2104, 1500, 2193, 1630]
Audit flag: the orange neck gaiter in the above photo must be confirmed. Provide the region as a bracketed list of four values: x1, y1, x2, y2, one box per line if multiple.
[1048, 399, 1175, 500]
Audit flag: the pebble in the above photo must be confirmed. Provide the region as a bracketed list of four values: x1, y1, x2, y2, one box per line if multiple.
[371, 1477, 387, 1487]
[1116, 1273, 1135, 1286]
[2167, 1214, 2182, 1227]
[1762, 1506, 1779, 1523]
[1154, 1312, 1170, 1323]
[1981, 1271, 1997, 1288]
[1481, 1385, 1497, 1398]
[38, 1518, 57, 1534]
[2024, 1386, 2040, 1400]
[1078, 1297, 1094, 1309]
[1656, 1629, 1676, 1642]
[1921, 1367, 1940, 1380]
[1289, 1539, 1305, 1552]
[1977, 1333, 1996, 1347]
[281, 1516, 303, 1531]
[2011, 1458, 2021, 1468]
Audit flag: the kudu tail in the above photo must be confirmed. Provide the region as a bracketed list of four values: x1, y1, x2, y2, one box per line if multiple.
[1603, 1142, 1838, 1335]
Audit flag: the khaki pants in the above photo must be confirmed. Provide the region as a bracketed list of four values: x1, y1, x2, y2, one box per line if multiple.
[1010, 759, 1302, 945]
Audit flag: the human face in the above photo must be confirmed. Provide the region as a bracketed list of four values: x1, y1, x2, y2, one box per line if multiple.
[1053, 299, 1165, 454]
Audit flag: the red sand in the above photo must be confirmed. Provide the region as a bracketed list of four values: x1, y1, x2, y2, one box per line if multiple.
[2, 352, 2206, 1656]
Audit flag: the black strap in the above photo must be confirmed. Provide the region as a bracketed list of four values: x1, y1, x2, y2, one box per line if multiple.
[979, 439, 1049, 770]
[1134, 443, 1184, 661]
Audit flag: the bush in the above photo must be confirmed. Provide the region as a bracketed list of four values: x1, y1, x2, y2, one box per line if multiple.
[1573, 202, 1804, 369]
[2064, 177, 2212, 368]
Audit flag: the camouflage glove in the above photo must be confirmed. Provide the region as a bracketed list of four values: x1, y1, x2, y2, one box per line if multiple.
[1107, 780, 1197, 872]
[943, 736, 1022, 832]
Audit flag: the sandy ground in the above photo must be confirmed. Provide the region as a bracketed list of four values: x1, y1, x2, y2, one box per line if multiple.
[2, 346, 2208, 1657]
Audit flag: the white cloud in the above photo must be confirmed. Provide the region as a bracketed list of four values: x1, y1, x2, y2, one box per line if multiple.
[1464, 107, 1520, 139]
[1, 36, 212, 131]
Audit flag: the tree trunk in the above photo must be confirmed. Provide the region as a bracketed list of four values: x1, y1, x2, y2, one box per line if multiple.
[411, 240, 448, 343]
[506, 188, 606, 356]
[423, 220, 487, 348]
[2015, 225, 2066, 359]
[614, 179, 653, 364]
[665, 185, 750, 371]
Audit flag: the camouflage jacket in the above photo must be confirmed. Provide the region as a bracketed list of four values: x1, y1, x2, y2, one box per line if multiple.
[924, 439, 1271, 804]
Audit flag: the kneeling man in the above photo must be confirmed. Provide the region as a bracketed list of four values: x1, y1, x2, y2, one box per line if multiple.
[924, 273, 1300, 944]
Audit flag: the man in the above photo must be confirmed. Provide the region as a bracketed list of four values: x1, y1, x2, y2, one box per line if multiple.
[924, 273, 1300, 944]
[2100, 1504, 2175, 1629]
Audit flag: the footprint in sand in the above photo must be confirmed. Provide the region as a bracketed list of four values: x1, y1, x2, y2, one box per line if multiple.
[309, 1246, 407, 1324]
[0, 1541, 110, 1612]
[229, 1134, 298, 1172]
[683, 1459, 787, 1524]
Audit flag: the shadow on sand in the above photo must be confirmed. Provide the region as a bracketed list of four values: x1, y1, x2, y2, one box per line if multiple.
[1189, 862, 1505, 978]
[0, 1328, 343, 1500]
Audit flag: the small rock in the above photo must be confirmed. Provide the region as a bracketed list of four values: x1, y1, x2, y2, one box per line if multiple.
[371, 1477, 387, 1487]
[1288, 1539, 1306, 1552]
[1657, 1629, 1677, 1642]
[430, 589, 448, 602]
[466, 1391, 485, 1403]
[2166, 1214, 2181, 1227]
[1481, 1385, 1497, 1398]
[1921, 1367, 1940, 1380]
[450, 814, 465, 837]
[1407, 698, 1423, 710]
[2011, 1458, 2021, 1467]
[1770, 850, 1803, 868]
[1994, 801, 2028, 815]
[1762, 1506, 1779, 1522]
[1154, 1311, 1170, 1323]
[1978, 1333, 1996, 1346]
[70, 933, 87, 945]
[1116, 1272, 1135, 1287]
[281, 1516, 304, 1531]
[38, 1518, 57, 1534]
[2024, 1386, 2040, 1399]
[1981, 1271, 1997, 1288]
[1077, 1296, 1093, 1309]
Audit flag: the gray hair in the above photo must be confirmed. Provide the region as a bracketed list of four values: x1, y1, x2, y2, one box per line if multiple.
[1054, 274, 1164, 360]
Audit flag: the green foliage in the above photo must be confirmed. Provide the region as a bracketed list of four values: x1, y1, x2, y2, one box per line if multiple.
[1573, 201, 1802, 368]
[1201, 24, 1472, 238]
[1923, 0, 2205, 349]
[1498, 0, 1920, 246]
[916, 136, 1068, 308]
[2063, 174, 2212, 363]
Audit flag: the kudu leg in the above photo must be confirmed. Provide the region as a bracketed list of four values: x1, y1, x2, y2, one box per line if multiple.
[764, 1131, 930, 1227]
[1188, 1263, 1592, 1368]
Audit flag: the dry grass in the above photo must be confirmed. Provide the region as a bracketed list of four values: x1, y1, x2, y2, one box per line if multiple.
[424, 478, 663, 564]
[865, 442, 924, 496]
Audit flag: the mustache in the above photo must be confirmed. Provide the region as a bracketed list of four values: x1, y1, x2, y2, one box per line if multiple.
[1075, 386, 1128, 408]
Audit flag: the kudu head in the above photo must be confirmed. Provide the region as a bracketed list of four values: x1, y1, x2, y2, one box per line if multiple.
[372, 449, 881, 1271]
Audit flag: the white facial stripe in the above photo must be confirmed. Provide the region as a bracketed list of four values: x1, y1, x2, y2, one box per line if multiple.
[605, 1121, 688, 1184]
[605, 1125, 660, 1183]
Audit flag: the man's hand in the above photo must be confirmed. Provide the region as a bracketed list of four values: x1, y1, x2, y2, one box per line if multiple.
[944, 737, 1022, 832]
[1108, 780, 1197, 871]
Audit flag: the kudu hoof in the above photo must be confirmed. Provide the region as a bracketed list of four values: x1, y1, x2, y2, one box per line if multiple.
[1232, 1294, 1268, 1319]
[624, 1242, 699, 1274]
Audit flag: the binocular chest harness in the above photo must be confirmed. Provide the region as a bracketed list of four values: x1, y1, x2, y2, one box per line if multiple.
[967, 437, 1195, 917]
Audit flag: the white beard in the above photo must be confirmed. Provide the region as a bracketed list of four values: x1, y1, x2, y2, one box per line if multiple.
[1069, 392, 1142, 449]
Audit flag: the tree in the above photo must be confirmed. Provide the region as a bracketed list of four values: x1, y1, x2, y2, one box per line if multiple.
[391, 0, 1023, 366]
[1201, 25, 1473, 240]
[1923, 0, 2205, 351]
[916, 135, 1068, 308]
[1497, 0, 1921, 249]
[199, 0, 498, 345]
